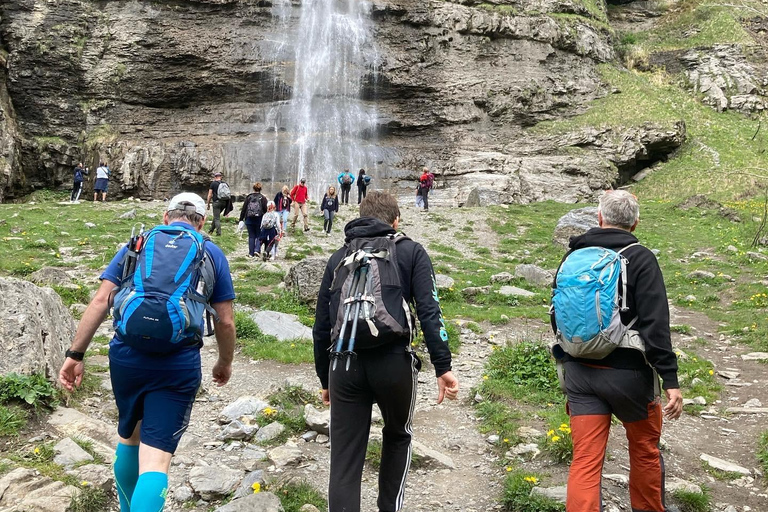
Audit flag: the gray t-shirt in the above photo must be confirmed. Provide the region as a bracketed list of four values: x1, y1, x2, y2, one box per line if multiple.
[96, 166, 109, 179]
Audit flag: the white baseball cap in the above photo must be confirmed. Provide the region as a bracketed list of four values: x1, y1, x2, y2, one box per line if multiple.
[167, 192, 206, 216]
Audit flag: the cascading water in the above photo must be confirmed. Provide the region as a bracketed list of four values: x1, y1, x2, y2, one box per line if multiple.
[264, 0, 381, 200]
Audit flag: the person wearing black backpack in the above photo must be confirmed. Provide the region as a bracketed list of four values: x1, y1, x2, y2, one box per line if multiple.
[206, 172, 231, 236]
[71, 162, 87, 203]
[58, 192, 236, 512]
[313, 191, 459, 512]
[240, 182, 268, 258]
[356, 168, 370, 204]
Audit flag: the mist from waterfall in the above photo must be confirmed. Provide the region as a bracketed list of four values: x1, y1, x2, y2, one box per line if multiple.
[266, 0, 380, 200]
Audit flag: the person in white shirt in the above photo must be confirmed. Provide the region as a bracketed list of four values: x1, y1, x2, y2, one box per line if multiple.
[94, 162, 110, 202]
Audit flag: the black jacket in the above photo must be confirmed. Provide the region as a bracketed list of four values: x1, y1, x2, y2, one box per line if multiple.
[313, 217, 452, 389]
[552, 228, 679, 389]
[320, 194, 339, 213]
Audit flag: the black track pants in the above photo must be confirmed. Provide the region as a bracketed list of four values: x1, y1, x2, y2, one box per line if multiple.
[328, 345, 419, 512]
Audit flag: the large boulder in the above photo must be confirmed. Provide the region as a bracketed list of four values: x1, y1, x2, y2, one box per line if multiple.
[250, 311, 312, 341]
[0, 277, 75, 378]
[213, 492, 284, 512]
[514, 264, 553, 287]
[28, 267, 73, 287]
[284, 257, 329, 306]
[552, 207, 598, 249]
[0, 468, 79, 512]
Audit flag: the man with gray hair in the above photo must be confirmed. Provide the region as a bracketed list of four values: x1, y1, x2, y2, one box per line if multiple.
[551, 189, 682, 512]
[59, 193, 236, 512]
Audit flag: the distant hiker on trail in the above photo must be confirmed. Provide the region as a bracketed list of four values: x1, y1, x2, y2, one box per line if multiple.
[71, 162, 87, 203]
[337, 169, 355, 205]
[274, 185, 292, 233]
[550, 190, 682, 512]
[94, 161, 110, 202]
[313, 191, 459, 512]
[240, 182, 268, 258]
[290, 177, 310, 232]
[259, 200, 282, 261]
[417, 167, 434, 212]
[59, 192, 236, 512]
[357, 168, 370, 204]
[320, 185, 339, 236]
[206, 172, 231, 236]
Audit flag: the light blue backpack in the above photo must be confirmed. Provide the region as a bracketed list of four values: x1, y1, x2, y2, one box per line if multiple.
[551, 244, 639, 359]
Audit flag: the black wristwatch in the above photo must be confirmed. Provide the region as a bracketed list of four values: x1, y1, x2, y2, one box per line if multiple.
[65, 349, 85, 361]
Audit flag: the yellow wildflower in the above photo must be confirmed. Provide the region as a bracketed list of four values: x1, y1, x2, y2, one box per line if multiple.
[559, 423, 568, 429]
[503, 438, 509, 443]
[505, 466, 512, 472]
[482, 375, 489, 380]
[708, 369, 714, 375]
[34, 447, 40, 455]
[524, 476, 539, 485]
[546, 430, 554, 437]
[551, 436, 561, 443]
[81, 481, 91, 486]
[252, 482, 261, 494]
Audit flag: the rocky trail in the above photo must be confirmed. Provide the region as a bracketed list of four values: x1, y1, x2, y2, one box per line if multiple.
[0, 200, 766, 512]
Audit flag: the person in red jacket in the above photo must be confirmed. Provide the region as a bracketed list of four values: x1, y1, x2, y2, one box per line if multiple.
[290, 178, 310, 232]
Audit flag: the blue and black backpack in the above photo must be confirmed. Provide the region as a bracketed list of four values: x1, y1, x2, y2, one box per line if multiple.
[112, 225, 217, 353]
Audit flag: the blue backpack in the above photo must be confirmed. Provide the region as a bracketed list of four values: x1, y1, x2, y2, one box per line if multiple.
[112, 225, 217, 353]
[551, 244, 638, 359]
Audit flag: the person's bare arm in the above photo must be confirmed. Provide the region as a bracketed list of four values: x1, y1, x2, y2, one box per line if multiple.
[211, 300, 236, 386]
[59, 279, 115, 391]
[206, 189, 213, 209]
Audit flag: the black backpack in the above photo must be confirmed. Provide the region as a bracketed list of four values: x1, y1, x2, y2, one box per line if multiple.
[246, 194, 264, 218]
[329, 234, 414, 355]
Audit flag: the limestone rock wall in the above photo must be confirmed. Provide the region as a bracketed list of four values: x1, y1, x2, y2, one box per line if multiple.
[0, 0, 676, 204]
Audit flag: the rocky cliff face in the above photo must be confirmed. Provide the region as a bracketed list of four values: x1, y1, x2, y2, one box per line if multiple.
[0, 0, 683, 204]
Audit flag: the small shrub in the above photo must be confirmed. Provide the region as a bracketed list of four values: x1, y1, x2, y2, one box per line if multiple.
[0, 373, 58, 409]
[234, 311, 261, 339]
[502, 470, 564, 512]
[0, 405, 27, 437]
[466, 321, 483, 334]
[474, 400, 521, 451]
[673, 486, 711, 512]
[671, 324, 693, 335]
[69, 485, 110, 512]
[272, 480, 327, 512]
[757, 430, 768, 474]
[482, 341, 561, 405]
[541, 421, 573, 464]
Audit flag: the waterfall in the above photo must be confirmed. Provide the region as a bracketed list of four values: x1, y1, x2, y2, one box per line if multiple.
[266, 0, 380, 201]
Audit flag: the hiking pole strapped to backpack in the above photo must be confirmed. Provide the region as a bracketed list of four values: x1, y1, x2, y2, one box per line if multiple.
[331, 257, 369, 371]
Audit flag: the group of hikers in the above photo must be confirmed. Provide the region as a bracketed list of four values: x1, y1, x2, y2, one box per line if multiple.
[70, 161, 111, 203]
[58, 178, 681, 512]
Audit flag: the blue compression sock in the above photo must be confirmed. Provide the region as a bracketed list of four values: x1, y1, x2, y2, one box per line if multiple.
[131, 471, 168, 512]
[114, 443, 140, 512]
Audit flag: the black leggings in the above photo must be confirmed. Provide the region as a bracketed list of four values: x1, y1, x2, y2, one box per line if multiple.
[328, 346, 419, 512]
[71, 181, 83, 202]
[341, 184, 351, 204]
[357, 186, 367, 204]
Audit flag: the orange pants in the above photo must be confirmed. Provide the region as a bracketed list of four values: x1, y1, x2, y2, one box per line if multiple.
[565, 363, 665, 512]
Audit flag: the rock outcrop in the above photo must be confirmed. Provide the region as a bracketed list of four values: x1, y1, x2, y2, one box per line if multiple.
[0, 0, 629, 204]
[0, 277, 75, 378]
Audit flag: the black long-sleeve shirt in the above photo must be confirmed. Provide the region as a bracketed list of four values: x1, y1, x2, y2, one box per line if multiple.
[551, 227, 679, 389]
[313, 217, 452, 389]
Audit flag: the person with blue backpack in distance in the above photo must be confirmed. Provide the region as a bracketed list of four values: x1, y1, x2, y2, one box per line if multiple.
[550, 190, 682, 512]
[337, 169, 355, 205]
[58, 192, 236, 512]
[313, 191, 459, 512]
[70, 162, 87, 203]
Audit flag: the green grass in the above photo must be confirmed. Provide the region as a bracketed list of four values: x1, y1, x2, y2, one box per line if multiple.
[272, 480, 327, 512]
[475, 401, 522, 453]
[701, 460, 743, 481]
[235, 290, 314, 327]
[671, 324, 693, 335]
[0, 405, 28, 437]
[0, 373, 58, 409]
[540, 411, 573, 464]
[530, 65, 768, 202]
[259, 386, 321, 445]
[757, 430, 768, 474]
[677, 352, 722, 410]
[502, 470, 564, 512]
[365, 438, 383, 469]
[672, 486, 711, 512]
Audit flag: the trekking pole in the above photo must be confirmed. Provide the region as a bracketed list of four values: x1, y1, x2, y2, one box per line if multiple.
[344, 259, 370, 371]
[332, 266, 362, 371]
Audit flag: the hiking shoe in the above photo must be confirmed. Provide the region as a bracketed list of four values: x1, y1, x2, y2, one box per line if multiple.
[304, 227, 310, 232]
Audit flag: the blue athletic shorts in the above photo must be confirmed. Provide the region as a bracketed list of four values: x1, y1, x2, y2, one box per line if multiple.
[109, 357, 201, 453]
[94, 178, 109, 192]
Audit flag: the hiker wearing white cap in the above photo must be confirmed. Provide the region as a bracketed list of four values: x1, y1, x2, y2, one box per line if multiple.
[59, 192, 236, 512]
